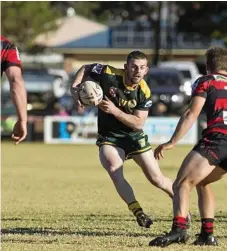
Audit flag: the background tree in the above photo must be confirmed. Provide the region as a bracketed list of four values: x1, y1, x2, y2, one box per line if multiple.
[176, 2, 227, 44]
[51, 1, 108, 23]
[1, 2, 61, 51]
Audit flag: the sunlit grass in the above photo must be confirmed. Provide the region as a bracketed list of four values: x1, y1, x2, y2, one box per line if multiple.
[2, 143, 227, 251]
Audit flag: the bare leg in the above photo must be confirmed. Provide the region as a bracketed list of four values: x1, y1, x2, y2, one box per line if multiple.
[197, 185, 215, 219]
[99, 144, 136, 204]
[133, 150, 173, 198]
[196, 167, 226, 218]
[173, 151, 217, 218]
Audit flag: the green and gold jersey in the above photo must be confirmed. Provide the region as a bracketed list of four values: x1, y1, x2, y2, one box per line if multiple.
[89, 63, 152, 137]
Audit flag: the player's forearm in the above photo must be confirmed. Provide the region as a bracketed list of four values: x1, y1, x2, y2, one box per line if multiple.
[170, 109, 197, 145]
[112, 108, 144, 130]
[10, 78, 27, 122]
[72, 65, 90, 88]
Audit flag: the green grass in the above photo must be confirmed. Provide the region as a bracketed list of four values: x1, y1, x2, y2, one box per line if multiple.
[1, 143, 227, 251]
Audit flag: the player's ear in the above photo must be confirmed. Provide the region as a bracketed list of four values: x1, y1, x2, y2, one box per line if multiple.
[124, 63, 127, 70]
[145, 66, 149, 75]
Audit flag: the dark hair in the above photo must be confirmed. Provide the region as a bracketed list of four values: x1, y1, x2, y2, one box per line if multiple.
[206, 47, 227, 72]
[127, 50, 148, 64]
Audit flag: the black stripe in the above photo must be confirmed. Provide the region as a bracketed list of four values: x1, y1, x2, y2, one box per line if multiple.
[197, 75, 215, 85]
[207, 123, 227, 129]
[214, 89, 227, 98]
[133, 208, 143, 215]
[193, 92, 207, 98]
[1, 40, 15, 50]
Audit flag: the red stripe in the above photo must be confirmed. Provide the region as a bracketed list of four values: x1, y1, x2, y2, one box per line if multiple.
[205, 127, 227, 135]
[1, 49, 21, 65]
[1, 36, 10, 42]
[204, 222, 214, 228]
[210, 80, 227, 90]
[215, 98, 227, 110]
[207, 117, 224, 127]
[174, 216, 186, 223]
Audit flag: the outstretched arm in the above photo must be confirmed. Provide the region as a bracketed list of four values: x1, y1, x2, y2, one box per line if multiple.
[5, 66, 27, 144]
[154, 96, 206, 159]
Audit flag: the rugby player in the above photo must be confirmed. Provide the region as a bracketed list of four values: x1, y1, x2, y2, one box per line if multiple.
[71, 51, 174, 228]
[149, 47, 227, 246]
[1, 36, 27, 144]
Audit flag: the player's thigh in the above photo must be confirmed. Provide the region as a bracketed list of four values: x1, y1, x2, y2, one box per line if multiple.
[99, 144, 125, 172]
[198, 167, 226, 186]
[175, 150, 216, 187]
[133, 149, 163, 178]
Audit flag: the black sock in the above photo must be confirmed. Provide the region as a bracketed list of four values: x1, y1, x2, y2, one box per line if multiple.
[201, 218, 214, 236]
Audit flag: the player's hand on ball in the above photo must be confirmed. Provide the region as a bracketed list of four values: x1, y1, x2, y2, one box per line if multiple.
[70, 84, 84, 107]
[98, 96, 117, 114]
[154, 141, 175, 160]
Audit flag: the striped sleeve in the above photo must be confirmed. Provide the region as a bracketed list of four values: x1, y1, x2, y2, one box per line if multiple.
[1, 39, 21, 72]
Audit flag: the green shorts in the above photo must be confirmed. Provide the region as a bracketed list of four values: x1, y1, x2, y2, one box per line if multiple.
[96, 132, 152, 159]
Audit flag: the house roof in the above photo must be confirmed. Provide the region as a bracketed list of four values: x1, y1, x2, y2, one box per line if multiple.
[35, 15, 109, 47]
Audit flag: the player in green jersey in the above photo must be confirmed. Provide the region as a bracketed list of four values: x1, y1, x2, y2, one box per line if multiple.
[71, 51, 174, 228]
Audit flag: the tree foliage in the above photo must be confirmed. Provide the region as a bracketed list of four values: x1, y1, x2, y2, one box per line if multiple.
[1, 1, 226, 53]
[1, 2, 61, 51]
[177, 2, 227, 40]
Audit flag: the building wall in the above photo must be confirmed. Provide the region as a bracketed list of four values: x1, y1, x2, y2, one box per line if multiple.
[55, 48, 206, 72]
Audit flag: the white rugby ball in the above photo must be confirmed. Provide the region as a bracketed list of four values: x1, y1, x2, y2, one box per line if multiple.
[78, 80, 103, 106]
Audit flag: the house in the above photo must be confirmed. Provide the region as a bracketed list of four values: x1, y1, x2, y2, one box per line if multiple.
[34, 14, 208, 73]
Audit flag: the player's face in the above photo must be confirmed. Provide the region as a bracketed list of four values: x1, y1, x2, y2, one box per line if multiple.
[125, 59, 149, 85]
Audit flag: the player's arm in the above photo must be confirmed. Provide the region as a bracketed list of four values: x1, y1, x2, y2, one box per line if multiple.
[169, 96, 205, 145]
[70, 64, 104, 105]
[5, 66, 27, 122]
[113, 107, 148, 130]
[154, 96, 205, 159]
[154, 76, 209, 159]
[99, 96, 148, 130]
[71, 65, 92, 88]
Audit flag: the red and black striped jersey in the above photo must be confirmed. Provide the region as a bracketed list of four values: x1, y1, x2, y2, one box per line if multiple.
[1, 36, 21, 75]
[192, 73, 227, 136]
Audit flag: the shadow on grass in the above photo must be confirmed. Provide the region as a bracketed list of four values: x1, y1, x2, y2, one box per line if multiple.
[1, 227, 157, 238]
[1, 215, 173, 223]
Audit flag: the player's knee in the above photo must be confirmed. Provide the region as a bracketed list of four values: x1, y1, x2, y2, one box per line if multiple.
[173, 178, 195, 193]
[106, 165, 123, 182]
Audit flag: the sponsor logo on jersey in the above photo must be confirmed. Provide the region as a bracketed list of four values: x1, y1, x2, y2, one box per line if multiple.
[119, 98, 137, 108]
[124, 89, 130, 94]
[91, 64, 103, 74]
[128, 99, 137, 108]
[109, 87, 117, 98]
[144, 100, 152, 107]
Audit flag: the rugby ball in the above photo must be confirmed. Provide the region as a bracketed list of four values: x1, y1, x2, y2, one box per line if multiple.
[78, 80, 103, 106]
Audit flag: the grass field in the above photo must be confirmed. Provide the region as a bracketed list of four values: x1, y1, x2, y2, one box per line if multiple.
[1, 143, 227, 251]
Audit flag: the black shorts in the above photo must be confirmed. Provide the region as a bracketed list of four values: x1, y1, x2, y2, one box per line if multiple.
[193, 132, 227, 170]
[96, 132, 152, 160]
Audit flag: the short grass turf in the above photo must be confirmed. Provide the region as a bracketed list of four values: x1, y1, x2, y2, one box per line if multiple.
[1, 143, 227, 251]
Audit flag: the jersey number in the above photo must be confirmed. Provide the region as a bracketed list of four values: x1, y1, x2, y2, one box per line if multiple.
[223, 111, 227, 125]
